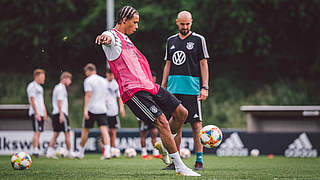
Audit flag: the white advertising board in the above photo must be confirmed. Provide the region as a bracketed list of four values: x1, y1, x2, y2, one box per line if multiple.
[0, 131, 74, 155]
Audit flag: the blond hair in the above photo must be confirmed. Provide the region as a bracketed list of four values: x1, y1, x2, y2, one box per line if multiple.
[60, 71, 72, 80]
[84, 63, 96, 72]
[33, 69, 45, 77]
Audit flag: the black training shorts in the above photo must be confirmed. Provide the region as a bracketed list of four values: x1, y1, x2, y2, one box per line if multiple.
[174, 94, 202, 124]
[107, 115, 120, 129]
[31, 114, 44, 132]
[126, 87, 181, 124]
[83, 112, 108, 128]
[52, 113, 71, 132]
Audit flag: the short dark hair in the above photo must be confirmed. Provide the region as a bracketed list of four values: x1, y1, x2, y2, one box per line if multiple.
[33, 69, 45, 77]
[115, 6, 138, 24]
[84, 63, 96, 72]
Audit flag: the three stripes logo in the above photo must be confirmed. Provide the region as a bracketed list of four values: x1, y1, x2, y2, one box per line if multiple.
[216, 133, 248, 156]
[284, 133, 317, 157]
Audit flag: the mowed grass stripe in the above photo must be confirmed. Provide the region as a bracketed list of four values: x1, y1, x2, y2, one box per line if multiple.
[0, 154, 320, 180]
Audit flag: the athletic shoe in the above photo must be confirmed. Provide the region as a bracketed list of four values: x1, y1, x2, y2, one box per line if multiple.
[100, 153, 111, 160]
[46, 153, 58, 159]
[152, 154, 162, 159]
[68, 152, 76, 159]
[74, 152, 84, 159]
[142, 155, 152, 160]
[194, 161, 204, 171]
[176, 167, 201, 177]
[154, 141, 170, 165]
[162, 163, 175, 170]
[32, 153, 40, 158]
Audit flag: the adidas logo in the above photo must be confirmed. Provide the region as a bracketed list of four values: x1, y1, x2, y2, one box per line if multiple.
[216, 132, 248, 156]
[193, 114, 199, 118]
[284, 133, 317, 157]
[170, 45, 175, 49]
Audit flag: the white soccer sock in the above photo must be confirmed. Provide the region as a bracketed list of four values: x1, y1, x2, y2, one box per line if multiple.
[172, 133, 177, 139]
[79, 146, 85, 155]
[168, 152, 187, 170]
[111, 147, 115, 152]
[36, 147, 41, 154]
[47, 147, 54, 155]
[152, 148, 160, 156]
[141, 147, 147, 156]
[104, 145, 111, 156]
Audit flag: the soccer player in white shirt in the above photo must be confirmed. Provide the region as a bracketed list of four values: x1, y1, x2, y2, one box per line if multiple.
[104, 69, 125, 157]
[26, 69, 47, 157]
[46, 72, 74, 159]
[76, 63, 111, 160]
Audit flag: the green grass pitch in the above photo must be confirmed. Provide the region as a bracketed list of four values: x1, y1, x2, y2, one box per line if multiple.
[1, 154, 320, 179]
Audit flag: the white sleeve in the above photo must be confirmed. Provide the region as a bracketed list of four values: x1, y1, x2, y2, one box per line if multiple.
[115, 82, 120, 97]
[102, 30, 121, 61]
[84, 79, 92, 92]
[27, 84, 35, 98]
[116, 88, 120, 98]
[56, 87, 64, 100]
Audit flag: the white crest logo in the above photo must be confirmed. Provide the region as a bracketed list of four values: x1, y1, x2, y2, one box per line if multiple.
[186, 42, 194, 50]
[172, 51, 186, 65]
[150, 106, 158, 113]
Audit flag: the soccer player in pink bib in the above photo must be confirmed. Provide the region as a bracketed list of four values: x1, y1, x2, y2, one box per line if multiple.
[96, 6, 200, 177]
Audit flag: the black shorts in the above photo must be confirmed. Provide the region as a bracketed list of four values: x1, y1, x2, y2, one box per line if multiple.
[126, 87, 181, 124]
[173, 94, 202, 124]
[83, 112, 108, 128]
[107, 116, 120, 129]
[139, 119, 156, 131]
[52, 113, 71, 132]
[31, 114, 44, 132]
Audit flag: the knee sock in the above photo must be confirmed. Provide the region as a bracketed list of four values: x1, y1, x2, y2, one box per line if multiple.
[168, 152, 187, 170]
[141, 147, 147, 156]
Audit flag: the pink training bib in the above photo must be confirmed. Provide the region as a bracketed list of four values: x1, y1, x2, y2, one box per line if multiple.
[107, 29, 159, 102]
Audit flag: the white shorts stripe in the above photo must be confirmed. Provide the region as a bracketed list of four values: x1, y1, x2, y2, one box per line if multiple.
[132, 96, 155, 121]
[197, 99, 202, 121]
[63, 114, 68, 132]
[132, 96, 155, 120]
[116, 116, 120, 128]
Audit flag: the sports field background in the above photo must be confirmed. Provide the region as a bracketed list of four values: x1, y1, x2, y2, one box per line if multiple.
[1, 154, 320, 179]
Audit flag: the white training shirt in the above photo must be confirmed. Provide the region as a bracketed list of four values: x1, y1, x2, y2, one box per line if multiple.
[26, 81, 45, 116]
[52, 83, 68, 116]
[84, 74, 107, 114]
[102, 29, 133, 61]
[105, 79, 120, 116]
